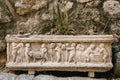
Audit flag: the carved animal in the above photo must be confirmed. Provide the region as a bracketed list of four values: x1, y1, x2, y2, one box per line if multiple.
[28, 50, 47, 63]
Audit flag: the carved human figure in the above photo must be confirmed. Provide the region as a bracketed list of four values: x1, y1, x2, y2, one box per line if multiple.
[61, 44, 66, 62]
[83, 44, 95, 62]
[40, 43, 48, 62]
[16, 43, 24, 63]
[97, 43, 108, 63]
[48, 43, 56, 62]
[67, 43, 76, 62]
[25, 43, 31, 63]
[11, 42, 18, 62]
[76, 44, 85, 62]
[65, 43, 70, 62]
[55, 43, 62, 62]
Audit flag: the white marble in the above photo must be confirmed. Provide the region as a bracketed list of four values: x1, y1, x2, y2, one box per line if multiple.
[5, 35, 114, 77]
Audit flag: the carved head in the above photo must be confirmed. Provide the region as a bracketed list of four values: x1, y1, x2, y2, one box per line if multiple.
[50, 43, 55, 48]
[41, 43, 46, 47]
[12, 42, 17, 47]
[25, 43, 30, 47]
[65, 43, 69, 47]
[61, 44, 66, 49]
[71, 43, 76, 47]
[99, 43, 104, 48]
[76, 44, 80, 49]
[57, 43, 62, 47]
[90, 44, 95, 49]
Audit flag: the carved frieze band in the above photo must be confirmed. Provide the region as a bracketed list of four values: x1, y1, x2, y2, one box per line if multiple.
[7, 42, 111, 64]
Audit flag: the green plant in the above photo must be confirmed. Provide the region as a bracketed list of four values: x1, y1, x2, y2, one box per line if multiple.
[52, 3, 70, 35]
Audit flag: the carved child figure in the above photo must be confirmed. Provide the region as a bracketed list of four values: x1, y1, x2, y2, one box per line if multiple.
[25, 43, 31, 63]
[16, 43, 24, 63]
[11, 43, 18, 62]
[97, 43, 108, 63]
[65, 43, 70, 62]
[55, 43, 62, 62]
[67, 43, 76, 63]
[48, 43, 56, 62]
[40, 43, 48, 62]
[76, 44, 85, 62]
[61, 44, 66, 62]
[83, 44, 95, 62]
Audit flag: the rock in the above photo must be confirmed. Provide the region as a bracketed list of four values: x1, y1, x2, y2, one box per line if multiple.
[80, 8, 100, 22]
[77, 0, 92, 3]
[103, 0, 120, 18]
[114, 52, 120, 77]
[110, 23, 120, 36]
[0, 73, 110, 80]
[0, 41, 5, 52]
[41, 1, 73, 21]
[57, 78, 69, 80]
[15, 0, 50, 15]
[112, 45, 120, 53]
[34, 75, 56, 80]
[111, 78, 120, 80]
[16, 13, 40, 33]
[68, 77, 106, 80]
[41, 13, 53, 20]
[115, 52, 120, 59]
[34, 75, 107, 80]
[16, 74, 34, 80]
[32, 0, 48, 10]
[15, 0, 32, 15]
[61, 1, 73, 12]
[0, 72, 16, 80]
[77, 0, 100, 7]
[0, 6, 11, 23]
[85, 0, 100, 7]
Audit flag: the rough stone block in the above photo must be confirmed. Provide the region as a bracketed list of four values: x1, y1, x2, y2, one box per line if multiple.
[16, 74, 34, 80]
[0, 72, 16, 80]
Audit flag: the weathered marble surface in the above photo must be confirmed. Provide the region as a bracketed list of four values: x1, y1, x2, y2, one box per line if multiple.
[5, 35, 114, 77]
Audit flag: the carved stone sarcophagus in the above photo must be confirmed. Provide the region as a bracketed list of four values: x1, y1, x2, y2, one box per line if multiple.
[6, 35, 114, 77]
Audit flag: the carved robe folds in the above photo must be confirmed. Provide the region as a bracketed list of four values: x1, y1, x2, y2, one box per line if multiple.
[5, 35, 114, 77]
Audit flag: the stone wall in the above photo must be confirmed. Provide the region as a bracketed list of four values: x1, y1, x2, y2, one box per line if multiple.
[0, 0, 120, 77]
[0, 0, 120, 36]
[0, 72, 118, 80]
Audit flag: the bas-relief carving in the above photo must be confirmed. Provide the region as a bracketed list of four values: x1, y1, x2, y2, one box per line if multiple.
[8, 42, 110, 64]
[11, 43, 24, 63]
[76, 44, 85, 62]
[6, 35, 114, 77]
[28, 43, 48, 63]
